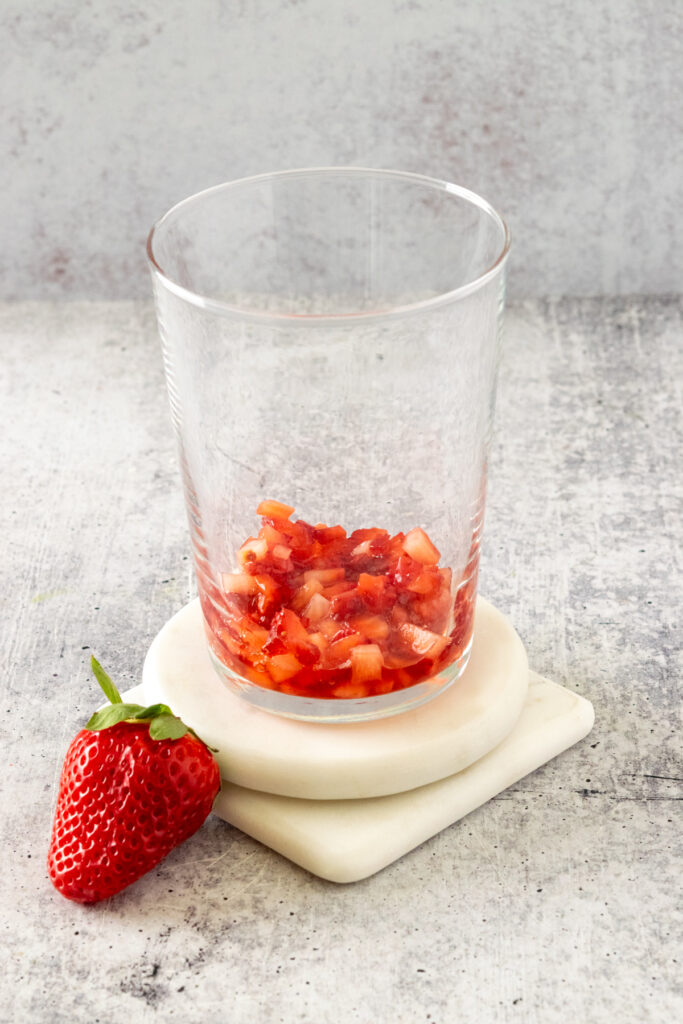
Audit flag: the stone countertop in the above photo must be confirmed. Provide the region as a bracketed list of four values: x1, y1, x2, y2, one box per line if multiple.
[1, 297, 680, 1022]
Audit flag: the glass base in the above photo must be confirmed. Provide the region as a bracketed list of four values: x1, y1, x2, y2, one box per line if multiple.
[208, 637, 473, 723]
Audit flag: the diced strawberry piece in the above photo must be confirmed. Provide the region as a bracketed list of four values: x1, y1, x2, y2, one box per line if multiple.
[237, 536, 269, 566]
[402, 527, 440, 565]
[390, 604, 409, 626]
[307, 632, 329, 657]
[321, 580, 356, 598]
[290, 578, 323, 612]
[303, 592, 331, 625]
[350, 644, 383, 685]
[260, 523, 285, 547]
[412, 591, 452, 633]
[325, 631, 364, 667]
[312, 524, 347, 543]
[268, 652, 303, 683]
[303, 568, 345, 584]
[218, 615, 269, 657]
[349, 527, 389, 549]
[348, 531, 391, 572]
[406, 568, 441, 595]
[245, 664, 277, 690]
[356, 573, 394, 610]
[330, 587, 364, 620]
[257, 499, 295, 520]
[272, 543, 292, 561]
[398, 623, 449, 660]
[351, 614, 390, 642]
[239, 617, 270, 651]
[252, 573, 282, 617]
[319, 614, 342, 638]
[317, 614, 339, 638]
[390, 553, 421, 586]
[388, 531, 406, 562]
[332, 682, 369, 698]
[261, 632, 286, 657]
[270, 608, 320, 665]
[221, 572, 259, 596]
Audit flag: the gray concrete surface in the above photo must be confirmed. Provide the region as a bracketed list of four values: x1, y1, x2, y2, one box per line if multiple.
[1, 297, 681, 1021]
[3, 0, 683, 301]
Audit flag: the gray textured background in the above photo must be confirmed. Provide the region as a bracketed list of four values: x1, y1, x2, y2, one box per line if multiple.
[2, 297, 681, 1021]
[3, 0, 682, 300]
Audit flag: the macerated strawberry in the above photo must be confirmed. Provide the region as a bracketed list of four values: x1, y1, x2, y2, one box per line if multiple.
[47, 658, 220, 904]
[303, 567, 345, 584]
[267, 651, 304, 682]
[302, 592, 331, 625]
[321, 580, 356, 598]
[221, 572, 260, 596]
[237, 536, 269, 565]
[257, 499, 295, 519]
[269, 608, 320, 665]
[356, 573, 394, 610]
[290, 578, 323, 612]
[332, 681, 369, 698]
[329, 587, 364, 620]
[351, 614, 390, 642]
[350, 644, 384, 684]
[325, 631, 365, 667]
[398, 622, 449, 660]
[205, 505, 473, 699]
[312, 524, 346, 544]
[402, 527, 441, 565]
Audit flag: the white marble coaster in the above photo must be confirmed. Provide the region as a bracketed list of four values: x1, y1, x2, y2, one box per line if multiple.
[141, 597, 529, 799]
[211, 672, 594, 883]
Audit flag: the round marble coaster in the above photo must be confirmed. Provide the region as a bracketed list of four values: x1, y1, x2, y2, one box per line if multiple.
[142, 597, 529, 800]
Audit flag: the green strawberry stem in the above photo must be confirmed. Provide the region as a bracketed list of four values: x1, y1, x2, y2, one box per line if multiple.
[87, 655, 214, 747]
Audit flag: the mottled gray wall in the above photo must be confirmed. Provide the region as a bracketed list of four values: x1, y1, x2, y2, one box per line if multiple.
[3, 0, 681, 300]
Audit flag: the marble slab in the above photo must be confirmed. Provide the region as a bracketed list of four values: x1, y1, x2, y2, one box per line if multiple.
[212, 673, 594, 882]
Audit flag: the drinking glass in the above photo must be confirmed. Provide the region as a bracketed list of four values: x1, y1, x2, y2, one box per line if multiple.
[147, 168, 510, 722]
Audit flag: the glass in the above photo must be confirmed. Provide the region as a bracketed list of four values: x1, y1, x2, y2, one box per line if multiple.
[147, 168, 510, 722]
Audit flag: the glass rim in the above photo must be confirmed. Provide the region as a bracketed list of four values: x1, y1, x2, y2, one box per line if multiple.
[146, 166, 511, 325]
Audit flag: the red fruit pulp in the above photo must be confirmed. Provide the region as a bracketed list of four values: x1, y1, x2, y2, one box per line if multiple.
[199, 505, 479, 700]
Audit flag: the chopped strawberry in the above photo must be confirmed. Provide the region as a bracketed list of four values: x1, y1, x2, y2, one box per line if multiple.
[356, 572, 394, 610]
[304, 567, 345, 584]
[398, 623, 449, 660]
[332, 681, 370, 699]
[350, 614, 390, 642]
[329, 587, 364, 620]
[302, 592, 331, 625]
[221, 572, 259, 596]
[257, 499, 295, 519]
[402, 527, 441, 565]
[290, 577, 323, 612]
[350, 644, 384, 684]
[325, 631, 365, 667]
[203, 506, 474, 700]
[237, 536, 269, 566]
[268, 652, 304, 683]
[269, 608, 320, 665]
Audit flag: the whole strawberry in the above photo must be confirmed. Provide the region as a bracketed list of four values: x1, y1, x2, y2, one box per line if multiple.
[48, 657, 221, 903]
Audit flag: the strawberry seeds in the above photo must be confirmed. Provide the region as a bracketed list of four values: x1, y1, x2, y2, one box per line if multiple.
[199, 501, 478, 700]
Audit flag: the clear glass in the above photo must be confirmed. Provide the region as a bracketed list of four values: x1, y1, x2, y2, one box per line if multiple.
[147, 168, 510, 722]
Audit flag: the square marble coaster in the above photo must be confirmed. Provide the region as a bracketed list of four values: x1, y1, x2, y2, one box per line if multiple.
[209, 671, 593, 882]
[126, 664, 593, 884]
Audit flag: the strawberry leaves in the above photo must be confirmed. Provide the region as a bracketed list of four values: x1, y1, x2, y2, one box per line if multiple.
[90, 656, 123, 705]
[86, 656, 204, 744]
